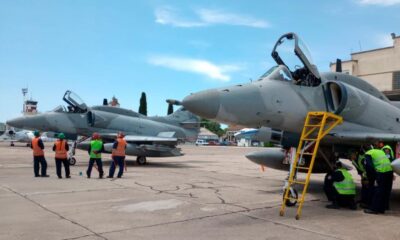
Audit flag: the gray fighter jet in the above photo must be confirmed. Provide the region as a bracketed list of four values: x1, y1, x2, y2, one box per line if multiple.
[7, 91, 200, 165]
[182, 32, 400, 172]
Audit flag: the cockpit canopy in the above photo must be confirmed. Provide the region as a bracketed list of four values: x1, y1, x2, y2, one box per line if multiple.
[63, 90, 88, 113]
[258, 65, 293, 82]
[271, 32, 321, 86]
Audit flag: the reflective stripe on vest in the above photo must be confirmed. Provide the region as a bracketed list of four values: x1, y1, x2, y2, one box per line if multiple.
[32, 137, 44, 156]
[382, 145, 394, 160]
[333, 168, 356, 195]
[90, 140, 103, 158]
[112, 138, 127, 157]
[55, 140, 68, 159]
[366, 149, 392, 173]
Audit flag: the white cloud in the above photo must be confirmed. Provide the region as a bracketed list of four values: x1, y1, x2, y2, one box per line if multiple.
[356, 0, 400, 6]
[154, 6, 270, 28]
[148, 55, 242, 81]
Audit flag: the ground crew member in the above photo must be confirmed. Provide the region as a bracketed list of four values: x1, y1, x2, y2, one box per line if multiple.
[53, 133, 70, 178]
[87, 133, 104, 178]
[31, 130, 49, 177]
[364, 146, 393, 214]
[382, 144, 394, 162]
[108, 132, 127, 178]
[324, 161, 357, 210]
[350, 151, 369, 208]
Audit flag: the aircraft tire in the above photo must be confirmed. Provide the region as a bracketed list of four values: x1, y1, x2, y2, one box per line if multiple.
[137, 156, 147, 165]
[283, 188, 298, 207]
[69, 157, 76, 166]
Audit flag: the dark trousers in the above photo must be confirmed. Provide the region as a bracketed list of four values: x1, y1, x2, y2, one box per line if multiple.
[55, 158, 70, 178]
[33, 156, 47, 176]
[109, 156, 125, 178]
[360, 178, 371, 205]
[87, 158, 104, 177]
[370, 171, 393, 213]
[324, 179, 356, 208]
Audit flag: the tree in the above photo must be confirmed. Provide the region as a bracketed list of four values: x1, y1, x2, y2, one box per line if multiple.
[200, 118, 225, 137]
[138, 92, 147, 116]
[167, 103, 174, 115]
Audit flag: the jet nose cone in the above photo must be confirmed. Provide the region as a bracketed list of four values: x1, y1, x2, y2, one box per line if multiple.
[6, 117, 27, 129]
[182, 90, 220, 119]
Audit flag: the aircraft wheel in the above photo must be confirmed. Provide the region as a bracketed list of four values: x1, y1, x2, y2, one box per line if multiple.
[283, 188, 298, 207]
[136, 156, 147, 165]
[69, 157, 76, 166]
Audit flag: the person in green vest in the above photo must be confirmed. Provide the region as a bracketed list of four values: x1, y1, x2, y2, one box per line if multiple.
[324, 161, 357, 210]
[349, 150, 369, 208]
[381, 144, 394, 162]
[363, 145, 393, 214]
[86, 132, 105, 178]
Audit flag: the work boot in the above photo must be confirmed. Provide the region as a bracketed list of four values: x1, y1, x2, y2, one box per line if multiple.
[58, 176, 62, 179]
[41, 175, 50, 178]
[364, 209, 379, 214]
[35, 175, 40, 177]
[86, 171, 90, 178]
[107, 176, 113, 178]
[66, 176, 71, 178]
[359, 203, 368, 209]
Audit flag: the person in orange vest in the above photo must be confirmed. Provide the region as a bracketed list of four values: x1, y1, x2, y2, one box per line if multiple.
[30, 130, 49, 177]
[87, 132, 104, 178]
[107, 132, 127, 178]
[52, 133, 70, 179]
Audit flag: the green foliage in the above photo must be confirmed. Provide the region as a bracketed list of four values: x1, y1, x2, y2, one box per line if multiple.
[167, 103, 174, 115]
[201, 118, 226, 137]
[138, 92, 147, 116]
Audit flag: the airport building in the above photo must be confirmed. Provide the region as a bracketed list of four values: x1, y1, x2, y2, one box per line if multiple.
[197, 127, 219, 142]
[330, 33, 400, 99]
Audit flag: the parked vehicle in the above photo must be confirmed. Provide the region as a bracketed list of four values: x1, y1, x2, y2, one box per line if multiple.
[195, 139, 208, 146]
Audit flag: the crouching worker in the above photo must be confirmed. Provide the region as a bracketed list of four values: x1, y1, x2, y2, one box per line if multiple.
[87, 133, 104, 178]
[324, 161, 357, 210]
[53, 133, 70, 179]
[108, 132, 127, 178]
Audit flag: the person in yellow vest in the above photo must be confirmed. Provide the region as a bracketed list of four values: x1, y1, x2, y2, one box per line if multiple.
[364, 145, 393, 214]
[350, 150, 369, 208]
[382, 144, 394, 162]
[107, 132, 127, 178]
[52, 133, 70, 179]
[324, 161, 357, 210]
[30, 130, 49, 177]
[87, 133, 104, 178]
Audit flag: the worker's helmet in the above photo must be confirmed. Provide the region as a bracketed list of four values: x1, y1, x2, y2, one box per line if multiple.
[92, 132, 100, 140]
[33, 130, 40, 137]
[58, 133, 65, 139]
[117, 132, 125, 138]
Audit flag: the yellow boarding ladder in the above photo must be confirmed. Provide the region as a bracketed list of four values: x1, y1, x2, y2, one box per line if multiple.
[279, 111, 343, 220]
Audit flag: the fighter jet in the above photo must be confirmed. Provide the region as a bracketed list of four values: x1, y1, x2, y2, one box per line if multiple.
[182, 32, 400, 173]
[7, 91, 200, 165]
[0, 127, 34, 147]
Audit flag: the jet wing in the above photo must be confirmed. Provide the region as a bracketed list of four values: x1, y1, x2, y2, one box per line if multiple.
[328, 131, 400, 142]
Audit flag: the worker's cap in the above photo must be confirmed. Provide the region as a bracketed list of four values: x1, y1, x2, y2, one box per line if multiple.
[58, 133, 65, 139]
[92, 132, 100, 140]
[33, 130, 40, 137]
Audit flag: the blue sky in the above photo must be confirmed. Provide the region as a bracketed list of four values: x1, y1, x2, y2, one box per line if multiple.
[1, 0, 399, 122]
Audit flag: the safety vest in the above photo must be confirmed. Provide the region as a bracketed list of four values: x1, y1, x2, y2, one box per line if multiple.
[333, 168, 356, 195]
[55, 140, 68, 159]
[366, 149, 392, 173]
[352, 154, 366, 177]
[90, 140, 103, 159]
[382, 145, 394, 160]
[32, 137, 44, 156]
[112, 138, 127, 157]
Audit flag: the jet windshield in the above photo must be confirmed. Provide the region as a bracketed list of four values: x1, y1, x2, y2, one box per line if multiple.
[258, 66, 293, 82]
[271, 32, 321, 86]
[63, 90, 87, 113]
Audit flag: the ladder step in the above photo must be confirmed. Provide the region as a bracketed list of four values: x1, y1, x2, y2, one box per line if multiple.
[304, 124, 321, 127]
[302, 138, 317, 141]
[295, 166, 310, 170]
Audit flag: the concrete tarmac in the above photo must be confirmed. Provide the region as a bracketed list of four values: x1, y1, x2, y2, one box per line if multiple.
[1, 142, 399, 240]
